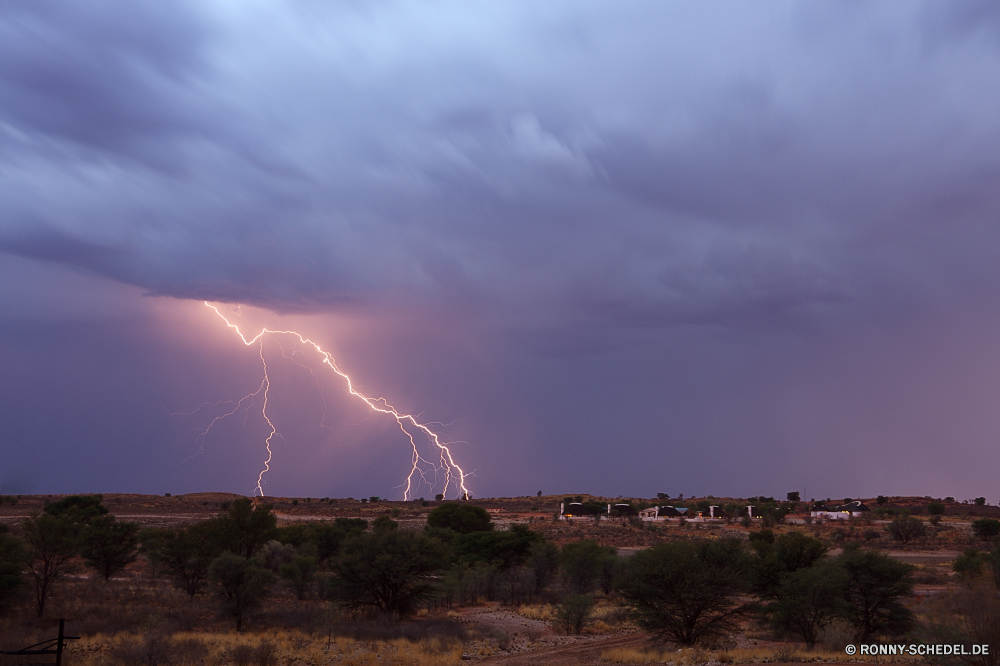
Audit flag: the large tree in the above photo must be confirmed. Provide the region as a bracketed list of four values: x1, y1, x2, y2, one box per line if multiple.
[331, 529, 448, 619]
[752, 531, 828, 597]
[208, 552, 274, 631]
[80, 515, 140, 581]
[768, 559, 847, 648]
[887, 515, 926, 544]
[561, 540, 617, 594]
[142, 522, 221, 598]
[22, 514, 80, 617]
[211, 498, 278, 558]
[618, 538, 756, 645]
[839, 547, 915, 641]
[0, 531, 27, 614]
[426, 503, 492, 534]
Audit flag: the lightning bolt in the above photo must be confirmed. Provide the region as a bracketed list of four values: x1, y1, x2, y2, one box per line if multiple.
[195, 301, 471, 500]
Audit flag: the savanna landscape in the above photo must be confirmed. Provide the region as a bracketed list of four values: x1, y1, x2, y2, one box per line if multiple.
[2, 491, 999, 666]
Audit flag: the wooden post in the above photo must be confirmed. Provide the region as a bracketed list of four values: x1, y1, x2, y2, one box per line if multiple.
[55, 619, 64, 666]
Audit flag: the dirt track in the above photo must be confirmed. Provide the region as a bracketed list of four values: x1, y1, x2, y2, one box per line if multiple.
[478, 633, 651, 666]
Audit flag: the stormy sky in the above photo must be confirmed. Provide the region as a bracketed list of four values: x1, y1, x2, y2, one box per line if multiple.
[2, 1, 1000, 501]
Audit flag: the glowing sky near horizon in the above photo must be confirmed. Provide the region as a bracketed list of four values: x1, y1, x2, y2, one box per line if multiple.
[2, 2, 1000, 501]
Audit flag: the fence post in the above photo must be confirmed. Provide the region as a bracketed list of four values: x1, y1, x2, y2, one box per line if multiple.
[55, 619, 65, 666]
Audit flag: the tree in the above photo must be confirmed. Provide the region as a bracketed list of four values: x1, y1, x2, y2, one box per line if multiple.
[80, 515, 139, 581]
[555, 594, 594, 634]
[561, 540, 615, 593]
[617, 538, 756, 645]
[142, 522, 220, 598]
[887, 515, 926, 544]
[0, 532, 27, 614]
[280, 556, 317, 600]
[22, 514, 80, 616]
[454, 525, 542, 569]
[331, 529, 448, 619]
[372, 516, 398, 532]
[975, 497, 987, 506]
[953, 548, 986, 581]
[927, 502, 945, 516]
[527, 540, 560, 594]
[43, 494, 109, 524]
[426, 503, 492, 534]
[768, 559, 847, 649]
[752, 531, 827, 598]
[211, 498, 278, 558]
[972, 518, 1000, 542]
[787, 491, 800, 502]
[839, 547, 915, 641]
[208, 552, 274, 631]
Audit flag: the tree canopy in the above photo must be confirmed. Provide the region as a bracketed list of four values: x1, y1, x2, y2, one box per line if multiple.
[426, 503, 492, 534]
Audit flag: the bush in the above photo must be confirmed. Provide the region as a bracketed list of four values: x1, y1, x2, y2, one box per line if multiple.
[618, 538, 755, 645]
[953, 548, 986, 581]
[0, 533, 27, 613]
[839, 547, 915, 641]
[208, 552, 275, 630]
[768, 559, 847, 649]
[972, 518, 1000, 542]
[211, 498, 278, 558]
[80, 515, 139, 581]
[22, 514, 80, 616]
[554, 593, 593, 634]
[887, 515, 926, 544]
[927, 502, 945, 516]
[426, 504, 492, 534]
[330, 529, 447, 619]
[561, 540, 616, 594]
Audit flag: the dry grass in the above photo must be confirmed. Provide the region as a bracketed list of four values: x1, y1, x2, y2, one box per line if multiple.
[517, 603, 555, 621]
[65, 630, 464, 666]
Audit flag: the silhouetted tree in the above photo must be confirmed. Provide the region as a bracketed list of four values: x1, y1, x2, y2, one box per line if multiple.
[279, 555, 317, 600]
[752, 531, 828, 598]
[209, 552, 274, 631]
[454, 525, 542, 569]
[211, 498, 277, 558]
[330, 530, 447, 619]
[0, 531, 27, 614]
[839, 547, 915, 641]
[426, 503, 492, 534]
[80, 515, 139, 581]
[22, 514, 80, 616]
[142, 522, 220, 598]
[527, 540, 560, 594]
[555, 594, 594, 634]
[43, 495, 109, 524]
[617, 538, 755, 645]
[768, 559, 847, 648]
[972, 518, 1000, 542]
[887, 515, 926, 544]
[561, 540, 615, 594]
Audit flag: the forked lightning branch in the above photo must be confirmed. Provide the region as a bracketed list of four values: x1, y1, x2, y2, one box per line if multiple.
[179, 302, 471, 500]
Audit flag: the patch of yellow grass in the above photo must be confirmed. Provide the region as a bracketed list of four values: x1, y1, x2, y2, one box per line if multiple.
[517, 603, 555, 621]
[69, 630, 464, 666]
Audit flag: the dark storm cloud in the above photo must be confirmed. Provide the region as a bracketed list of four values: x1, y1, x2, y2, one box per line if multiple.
[3, 2, 1000, 499]
[11, 1, 996, 331]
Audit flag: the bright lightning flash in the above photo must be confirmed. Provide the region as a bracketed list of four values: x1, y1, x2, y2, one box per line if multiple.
[196, 302, 471, 500]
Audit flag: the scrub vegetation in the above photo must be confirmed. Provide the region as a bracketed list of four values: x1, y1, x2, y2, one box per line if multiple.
[1, 492, 998, 665]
